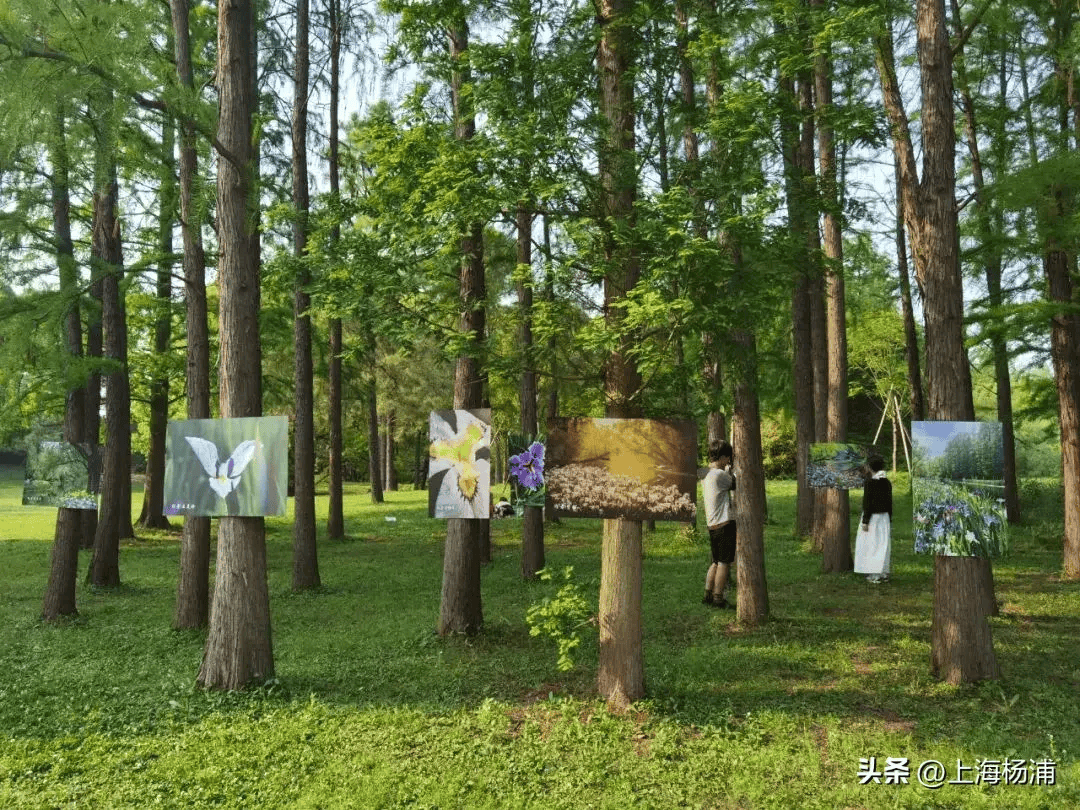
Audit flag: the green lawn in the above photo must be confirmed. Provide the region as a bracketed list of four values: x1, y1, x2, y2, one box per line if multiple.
[0, 473, 1077, 808]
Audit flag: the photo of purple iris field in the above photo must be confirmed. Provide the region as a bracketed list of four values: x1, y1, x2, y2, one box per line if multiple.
[427, 409, 491, 519]
[808, 442, 871, 489]
[911, 421, 1008, 557]
[162, 416, 287, 517]
[544, 417, 697, 521]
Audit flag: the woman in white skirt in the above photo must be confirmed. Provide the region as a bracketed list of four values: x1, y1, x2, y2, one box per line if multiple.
[854, 455, 892, 583]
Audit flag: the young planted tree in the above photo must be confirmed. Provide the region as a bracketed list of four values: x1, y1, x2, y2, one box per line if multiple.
[198, 0, 274, 689]
[874, 0, 998, 683]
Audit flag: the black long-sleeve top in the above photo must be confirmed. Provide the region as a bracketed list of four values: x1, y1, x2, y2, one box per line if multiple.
[861, 476, 893, 523]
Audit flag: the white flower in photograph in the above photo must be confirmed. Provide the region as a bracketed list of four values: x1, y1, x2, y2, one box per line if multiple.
[184, 437, 260, 500]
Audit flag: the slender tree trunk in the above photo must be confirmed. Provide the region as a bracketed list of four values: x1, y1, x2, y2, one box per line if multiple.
[139, 115, 175, 531]
[198, 0, 274, 688]
[43, 106, 84, 621]
[385, 410, 398, 491]
[172, 0, 212, 629]
[326, 0, 345, 540]
[779, 68, 815, 540]
[813, 0, 852, 572]
[876, 0, 997, 683]
[82, 273, 102, 550]
[517, 204, 544, 579]
[88, 105, 129, 586]
[291, 0, 319, 591]
[596, 0, 645, 710]
[894, 157, 925, 423]
[367, 362, 383, 503]
[952, 4, 1018, 522]
[440, 13, 486, 636]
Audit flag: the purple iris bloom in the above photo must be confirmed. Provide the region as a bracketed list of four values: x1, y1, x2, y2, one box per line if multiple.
[510, 442, 545, 490]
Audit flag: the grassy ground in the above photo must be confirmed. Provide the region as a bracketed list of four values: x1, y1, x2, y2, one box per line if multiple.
[0, 472, 1077, 808]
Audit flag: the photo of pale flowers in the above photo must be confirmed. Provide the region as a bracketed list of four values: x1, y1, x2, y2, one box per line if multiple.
[428, 409, 491, 519]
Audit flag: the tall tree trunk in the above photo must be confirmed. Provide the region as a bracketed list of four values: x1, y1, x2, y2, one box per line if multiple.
[732, 328, 768, 625]
[88, 98, 130, 587]
[82, 272, 102, 550]
[596, 0, 644, 710]
[517, 203, 544, 580]
[43, 106, 84, 621]
[325, 0, 345, 540]
[385, 410, 398, 491]
[291, 0, 319, 591]
[367, 361, 383, 503]
[779, 67, 815, 540]
[198, 0, 274, 689]
[138, 114, 175, 531]
[440, 13, 486, 636]
[875, 0, 997, 683]
[951, 1, 1018, 523]
[1044, 6, 1080, 579]
[172, 0, 212, 629]
[813, 0, 852, 573]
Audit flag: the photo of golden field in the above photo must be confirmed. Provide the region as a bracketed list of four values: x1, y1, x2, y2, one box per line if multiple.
[544, 417, 697, 521]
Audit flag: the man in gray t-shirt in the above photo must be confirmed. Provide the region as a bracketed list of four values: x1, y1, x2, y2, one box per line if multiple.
[702, 442, 736, 609]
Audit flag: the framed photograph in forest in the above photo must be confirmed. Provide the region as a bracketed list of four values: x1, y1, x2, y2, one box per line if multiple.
[544, 417, 697, 521]
[163, 416, 288, 517]
[22, 441, 99, 510]
[808, 442, 871, 489]
[428, 409, 491, 519]
[911, 421, 1008, 557]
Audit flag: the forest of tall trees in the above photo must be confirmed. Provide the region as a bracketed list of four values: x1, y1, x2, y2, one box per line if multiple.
[2, 0, 1080, 696]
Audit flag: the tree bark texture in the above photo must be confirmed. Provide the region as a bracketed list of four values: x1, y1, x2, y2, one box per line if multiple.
[732, 329, 769, 626]
[43, 106, 83, 621]
[139, 116, 175, 531]
[199, 0, 274, 689]
[596, 0, 645, 709]
[88, 146, 129, 588]
[517, 204, 544, 580]
[440, 14, 486, 636]
[291, 0, 319, 591]
[326, 0, 345, 540]
[82, 271, 102, 550]
[878, 0, 997, 683]
[813, 6, 852, 573]
[385, 410, 398, 491]
[172, 0, 212, 630]
[779, 69, 815, 541]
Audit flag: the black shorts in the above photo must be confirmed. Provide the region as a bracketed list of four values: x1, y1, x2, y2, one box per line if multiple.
[709, 522, 736, 564]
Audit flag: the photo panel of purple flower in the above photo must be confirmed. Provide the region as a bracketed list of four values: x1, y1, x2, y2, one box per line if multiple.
[808, 442, 871, 489]
[428, 409, 491, 519]
[911, 421, 1008, 557]
[544, 417, 697, 521]
[163, 416, 288, 517]
[507, 432, 547, 511]
[21, 441, 100, 510]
